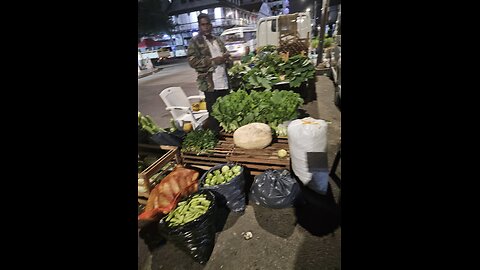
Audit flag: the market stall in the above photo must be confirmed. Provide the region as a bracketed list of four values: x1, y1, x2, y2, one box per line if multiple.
[137, 43, 330, 264]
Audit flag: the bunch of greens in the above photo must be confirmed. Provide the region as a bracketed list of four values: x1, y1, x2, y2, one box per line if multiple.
[181, 129, 218, 155]
[212, 89, 303, 133]
[228, 49, 315, 91]
[323, 37, 335, 48]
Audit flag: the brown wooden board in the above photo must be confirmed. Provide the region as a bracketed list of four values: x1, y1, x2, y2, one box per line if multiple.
[181, 136, 233, 169]
[182, 132, 290, 175]
[220, 131, 288, 143]
[227, 141, 290, 175]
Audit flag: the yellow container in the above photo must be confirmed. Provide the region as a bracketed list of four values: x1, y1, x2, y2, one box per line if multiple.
[199, 101, 207, 111]
[183, 122, 193, 132]
[192, 102, 200, 112]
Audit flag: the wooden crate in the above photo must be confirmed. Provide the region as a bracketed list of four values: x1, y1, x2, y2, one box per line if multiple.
[181, 137, 233, 171]
[221, 133, 290, 175]
[182, 132, 290, 176]
[138, 145, 182, 205]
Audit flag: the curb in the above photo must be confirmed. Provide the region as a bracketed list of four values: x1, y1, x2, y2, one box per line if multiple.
[138, 67, 163, 79]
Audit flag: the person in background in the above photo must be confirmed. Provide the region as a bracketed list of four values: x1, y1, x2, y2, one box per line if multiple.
[187, 13, 232, 135]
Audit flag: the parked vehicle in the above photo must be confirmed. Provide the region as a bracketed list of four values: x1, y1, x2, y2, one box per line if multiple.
[220, 26, 256, 59]
[140, 47, 172, 65]
[158, 46, 174, 60]
[173, 45, 187, 57]
[256, 12, 311, 49]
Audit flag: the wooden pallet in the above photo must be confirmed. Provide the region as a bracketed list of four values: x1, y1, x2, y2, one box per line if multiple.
[182, 132, 290, 175]
[228, 145, 290, 175]
[222, 133, 290, 175]
[181, 137, 233, 171]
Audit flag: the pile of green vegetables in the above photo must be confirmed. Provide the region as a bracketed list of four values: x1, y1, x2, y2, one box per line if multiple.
[203, 165, 242, 186]
[163, 193, 211, 227]
[211, 89, 303, 133]
[228, 46, 315, 91]
[138, 111, 164, 135]
[181, 129, 219, 154]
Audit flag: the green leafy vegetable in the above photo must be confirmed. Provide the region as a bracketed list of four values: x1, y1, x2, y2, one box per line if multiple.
[181, 129, 218, 154]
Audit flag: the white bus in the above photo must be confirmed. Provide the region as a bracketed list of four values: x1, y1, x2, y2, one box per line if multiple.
[220, 26, 257, 59]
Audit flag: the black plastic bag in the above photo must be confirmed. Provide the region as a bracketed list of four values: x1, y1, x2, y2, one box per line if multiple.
[149, 130, 186, 146]
[138, 125, 151, 144]
[199, 163, 246, 213]
[139, 219, 166, 252]
[157, 190, 217, 264]
[249, 169, 301, 208]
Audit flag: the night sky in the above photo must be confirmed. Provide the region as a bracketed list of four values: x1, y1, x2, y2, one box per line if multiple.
[289, 0, 341, 16]
[289, 0, 315, 14]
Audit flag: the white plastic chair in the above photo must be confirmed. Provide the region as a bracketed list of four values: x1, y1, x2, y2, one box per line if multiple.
[159, 87, 208, 130]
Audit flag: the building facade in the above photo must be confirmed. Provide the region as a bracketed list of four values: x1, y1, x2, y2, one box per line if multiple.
[240, 0, 285, 16]
[167, 0, 259, 46]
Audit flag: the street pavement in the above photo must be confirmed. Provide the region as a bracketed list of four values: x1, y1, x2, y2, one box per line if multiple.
[138, 67, 162, 79]
[138, 63, 341, 270]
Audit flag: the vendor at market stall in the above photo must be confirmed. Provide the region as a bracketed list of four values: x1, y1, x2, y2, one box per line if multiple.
[187, 13, 233, 134]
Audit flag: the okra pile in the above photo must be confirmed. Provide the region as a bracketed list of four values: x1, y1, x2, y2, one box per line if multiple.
[164, 193, 211, 227]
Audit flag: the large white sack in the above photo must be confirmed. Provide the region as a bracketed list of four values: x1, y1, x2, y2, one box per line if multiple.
[287, 117, 328, 188]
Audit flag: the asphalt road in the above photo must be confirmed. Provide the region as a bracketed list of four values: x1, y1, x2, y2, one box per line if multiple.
[138, 58, 199, 129]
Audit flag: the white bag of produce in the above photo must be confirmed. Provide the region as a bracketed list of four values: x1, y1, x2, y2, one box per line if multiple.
[287, 117, 329, 195]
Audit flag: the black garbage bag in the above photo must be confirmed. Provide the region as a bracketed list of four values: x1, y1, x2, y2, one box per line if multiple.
[157, 190, 217, 264]
[139, 219, 166, 252]
[199, 163, 246, 213]
[249, 169, 301, 208]
[138, 125, 151, 144]
[149, 130, 186, 146]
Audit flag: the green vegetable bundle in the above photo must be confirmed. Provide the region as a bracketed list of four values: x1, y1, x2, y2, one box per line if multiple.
[211, 89, 303, 133]
[228, 49, 315, 91]
[181, 129, 219, 154]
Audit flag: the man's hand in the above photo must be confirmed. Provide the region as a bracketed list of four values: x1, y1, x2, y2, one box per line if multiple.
[211, 56, 226, 65]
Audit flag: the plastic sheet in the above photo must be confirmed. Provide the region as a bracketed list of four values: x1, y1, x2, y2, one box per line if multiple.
[249, 169, 301, 208]
[199, 163, 246, 212]
[157, 190, 217, 264]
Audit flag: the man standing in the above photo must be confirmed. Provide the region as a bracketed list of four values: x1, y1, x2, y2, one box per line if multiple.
[187, 13, 232, 134]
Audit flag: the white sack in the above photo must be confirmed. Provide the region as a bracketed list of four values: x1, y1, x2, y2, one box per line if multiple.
[287, 117, 328, 188]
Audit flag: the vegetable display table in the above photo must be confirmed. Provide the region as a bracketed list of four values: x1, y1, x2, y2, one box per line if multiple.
[182, 133, 290, 176]
[181, 137, 232, 170]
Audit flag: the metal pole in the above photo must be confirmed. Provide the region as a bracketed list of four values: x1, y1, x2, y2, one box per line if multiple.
[313, 0, 318, 37]
[316, 0, 330, 66]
